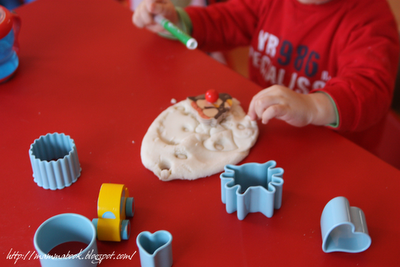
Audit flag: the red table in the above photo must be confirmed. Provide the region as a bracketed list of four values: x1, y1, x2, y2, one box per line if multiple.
[1, 0, 399, 266]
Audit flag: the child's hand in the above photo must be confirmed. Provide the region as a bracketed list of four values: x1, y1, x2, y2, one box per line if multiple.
[132, 0, 178, 33]
[248, 85, 337, 127]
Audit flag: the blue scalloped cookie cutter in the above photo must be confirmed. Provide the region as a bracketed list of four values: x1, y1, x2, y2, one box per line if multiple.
[29, 133, 81, 190]
[220, 161, 284, 220]
[320, 196, 371, 253]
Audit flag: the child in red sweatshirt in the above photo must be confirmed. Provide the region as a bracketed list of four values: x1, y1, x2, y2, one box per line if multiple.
[133, 0, 399, 132]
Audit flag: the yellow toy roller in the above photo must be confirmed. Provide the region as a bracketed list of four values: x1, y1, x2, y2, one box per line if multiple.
[92, 183, 134, 241]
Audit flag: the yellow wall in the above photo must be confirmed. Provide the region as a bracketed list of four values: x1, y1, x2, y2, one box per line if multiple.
[387, 0, 400, 31]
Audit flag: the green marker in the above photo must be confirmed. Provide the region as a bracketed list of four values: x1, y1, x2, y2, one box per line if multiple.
[154, 15, 198, 50]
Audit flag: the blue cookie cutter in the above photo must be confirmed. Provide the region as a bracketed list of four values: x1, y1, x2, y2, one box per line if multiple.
[136, 230, 173, 267]
[34, 213, 98, 267]
[29, 133, 81, 190]
[320, 196, 371, 253]
[220, 161, 284, 220]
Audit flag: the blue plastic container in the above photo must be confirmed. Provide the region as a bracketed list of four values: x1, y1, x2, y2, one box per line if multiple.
[0, 5, 20, 82]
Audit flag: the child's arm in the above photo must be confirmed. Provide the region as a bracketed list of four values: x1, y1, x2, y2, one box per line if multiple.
[248, 85, 337, 127]
[132, 0, 178, 34]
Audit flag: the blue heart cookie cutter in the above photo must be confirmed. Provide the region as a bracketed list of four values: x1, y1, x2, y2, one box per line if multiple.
[136, 230, 173, 267]
[220, 161, 284, 220]
[320, 196, 371, 253]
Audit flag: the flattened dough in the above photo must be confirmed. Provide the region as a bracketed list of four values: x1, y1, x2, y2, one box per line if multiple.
[140, 98, 258, 181]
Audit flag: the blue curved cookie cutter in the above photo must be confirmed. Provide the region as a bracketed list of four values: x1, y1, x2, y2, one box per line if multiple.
[136, 230, 173, 267]
[220, 161, 284, 220]
[320, 196, 371, 253]
[33, 213, 98, 267]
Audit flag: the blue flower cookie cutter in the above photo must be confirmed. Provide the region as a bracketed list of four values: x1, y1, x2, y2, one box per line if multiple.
[29, 133, 81, 190]
[320, 196, 371, 253]
[220, 161, 284, 220]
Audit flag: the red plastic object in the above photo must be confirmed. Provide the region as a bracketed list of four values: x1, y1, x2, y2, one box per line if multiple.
[0, 6, 20, 52]
[0, 6, 13, 39]
[205, 89, 219, 103]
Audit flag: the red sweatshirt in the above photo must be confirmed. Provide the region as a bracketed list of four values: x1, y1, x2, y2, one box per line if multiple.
[185, 0, 399, 132]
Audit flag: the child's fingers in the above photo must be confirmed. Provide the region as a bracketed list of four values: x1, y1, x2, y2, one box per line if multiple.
[133, 0, 164, 27]
[248, 86, 289, 121]
[134, 8, 153, 28]
[146, 23, 166, 33]
[133, 1, 153, 28]
[254, 95, 281, 120]
[248, 90, 273, 119]
[248, 97, 258, 120]
[261, 104, 287, 124]
[148, 1, 169, 15]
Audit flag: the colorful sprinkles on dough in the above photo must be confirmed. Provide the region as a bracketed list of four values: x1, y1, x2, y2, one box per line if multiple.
[188, 92, 233, 126]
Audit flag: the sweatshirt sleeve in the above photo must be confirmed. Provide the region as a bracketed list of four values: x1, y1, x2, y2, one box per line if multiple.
[311, 1, 399, 132]
[185, 0, 262, 52]
[184, 0, 399, 132]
